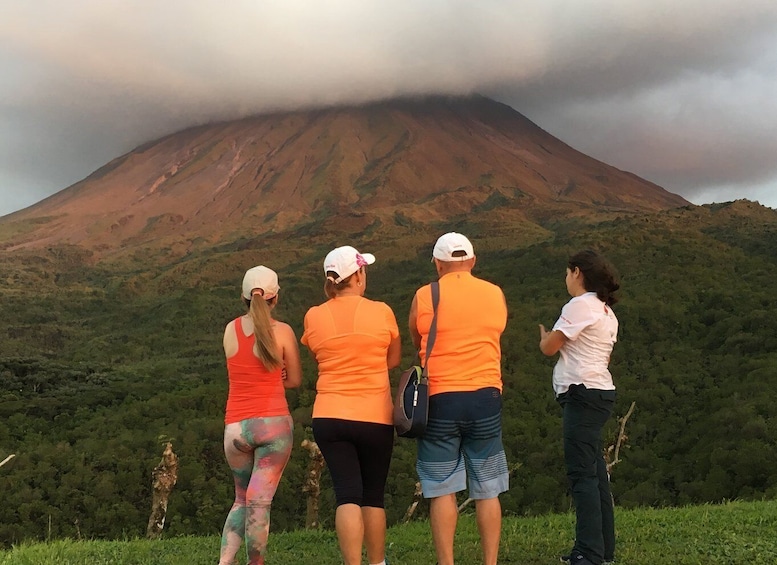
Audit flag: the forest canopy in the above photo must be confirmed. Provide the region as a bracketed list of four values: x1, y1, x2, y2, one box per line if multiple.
[1, 202, 776, 546]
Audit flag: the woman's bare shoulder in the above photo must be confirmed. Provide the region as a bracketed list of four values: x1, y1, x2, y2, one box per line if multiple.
[273, 321, 297, 338]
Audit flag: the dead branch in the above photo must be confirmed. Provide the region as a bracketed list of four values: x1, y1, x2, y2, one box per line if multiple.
[457, 497, 474, 513]
[605, 401, 636, 474]
[146, 442, 179, 539]
[301, 439, 326, 529]
[0, 454, 15, 469]
[402, 481, 424, 523]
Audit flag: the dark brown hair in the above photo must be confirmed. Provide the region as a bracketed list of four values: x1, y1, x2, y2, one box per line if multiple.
[324, 271, 356, 299]
[568, 250, 620, 306]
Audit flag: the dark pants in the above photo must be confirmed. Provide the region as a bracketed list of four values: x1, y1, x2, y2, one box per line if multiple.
[558, 384, 616, 564]
[312, 418, 394, 508]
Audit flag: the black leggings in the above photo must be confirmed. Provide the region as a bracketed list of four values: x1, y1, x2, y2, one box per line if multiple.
[312, 418, 394, 508]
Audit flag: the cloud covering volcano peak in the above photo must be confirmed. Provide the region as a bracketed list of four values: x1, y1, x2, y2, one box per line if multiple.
[2, 0, 777, 214]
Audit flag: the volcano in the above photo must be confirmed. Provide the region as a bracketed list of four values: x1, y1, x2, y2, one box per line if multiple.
[0, 95, 687, 257]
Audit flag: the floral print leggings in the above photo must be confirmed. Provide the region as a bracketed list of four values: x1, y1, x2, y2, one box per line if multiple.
[219, 415, 293, 565]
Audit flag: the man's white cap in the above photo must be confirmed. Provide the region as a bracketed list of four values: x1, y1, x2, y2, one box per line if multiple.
[323, 245, 376, 284]
[242, 266, 280, 300]
[432, 232, 475, 262]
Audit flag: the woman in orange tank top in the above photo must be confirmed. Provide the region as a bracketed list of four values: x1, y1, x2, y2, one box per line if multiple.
[219, 266, 302, 565]
[301, 246, 401, 565]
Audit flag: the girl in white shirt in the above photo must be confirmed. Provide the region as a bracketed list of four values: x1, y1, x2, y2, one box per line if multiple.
[539, 249, 620, 565]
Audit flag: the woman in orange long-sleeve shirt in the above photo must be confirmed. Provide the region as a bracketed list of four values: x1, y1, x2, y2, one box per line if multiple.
[302, 246, 401, 565]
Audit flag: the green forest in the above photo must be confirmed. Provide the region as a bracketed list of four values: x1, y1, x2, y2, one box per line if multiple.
[1, 200, 776, 547]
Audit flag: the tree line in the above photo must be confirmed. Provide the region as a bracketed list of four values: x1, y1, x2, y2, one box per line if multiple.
[1, 202, 776, 547]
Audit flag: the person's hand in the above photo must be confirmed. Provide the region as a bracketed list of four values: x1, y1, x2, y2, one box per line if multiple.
[539, 324, 549, 339]
[281, 365, 287, 380]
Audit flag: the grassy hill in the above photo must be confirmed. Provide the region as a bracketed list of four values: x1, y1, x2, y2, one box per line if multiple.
[1, 201, 777, 547]
[1, 499, 775, 564]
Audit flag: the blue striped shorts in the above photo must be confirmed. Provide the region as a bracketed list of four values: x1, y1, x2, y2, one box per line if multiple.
[416, 387, 509, 499]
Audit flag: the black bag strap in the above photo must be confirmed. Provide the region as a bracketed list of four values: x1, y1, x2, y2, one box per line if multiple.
[421, 281, 440, 374]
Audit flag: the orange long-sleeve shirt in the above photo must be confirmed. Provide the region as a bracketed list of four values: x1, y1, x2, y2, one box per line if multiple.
[302, 296, 399, 425]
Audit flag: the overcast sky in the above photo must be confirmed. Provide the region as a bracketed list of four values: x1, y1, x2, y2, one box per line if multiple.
[2, 0, 776, 217]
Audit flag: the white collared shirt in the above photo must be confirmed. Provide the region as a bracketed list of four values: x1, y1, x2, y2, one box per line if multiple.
[551, 292, 618, 396]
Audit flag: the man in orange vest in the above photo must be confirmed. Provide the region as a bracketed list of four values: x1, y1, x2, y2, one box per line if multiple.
[408, 232, 509, 565]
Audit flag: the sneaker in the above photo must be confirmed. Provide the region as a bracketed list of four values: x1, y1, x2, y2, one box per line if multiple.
[561, 556, 614, 565]
[559, 553, 594, 565]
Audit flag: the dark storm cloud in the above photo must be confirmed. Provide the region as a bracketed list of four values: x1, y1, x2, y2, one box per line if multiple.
[2, 0, 777, 215]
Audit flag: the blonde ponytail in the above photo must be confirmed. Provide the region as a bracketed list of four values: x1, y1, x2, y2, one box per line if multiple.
[248, 296, 282, 369]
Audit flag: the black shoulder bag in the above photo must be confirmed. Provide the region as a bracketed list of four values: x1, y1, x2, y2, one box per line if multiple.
[393, 281, 440, 438]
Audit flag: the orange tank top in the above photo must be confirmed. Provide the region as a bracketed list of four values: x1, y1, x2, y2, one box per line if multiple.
[415, 272, 507, 396]
[225, 317, 289, 424]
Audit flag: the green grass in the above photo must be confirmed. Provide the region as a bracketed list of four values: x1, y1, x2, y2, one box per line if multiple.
[2, 500, 775, 564]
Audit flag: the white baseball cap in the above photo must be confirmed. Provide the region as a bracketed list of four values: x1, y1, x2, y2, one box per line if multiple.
[432, 232, 475, 262]
[323, 246, 376, 283]
[241, 266, 280, 300]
